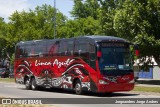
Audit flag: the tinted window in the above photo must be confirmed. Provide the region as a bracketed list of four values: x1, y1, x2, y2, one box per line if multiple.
[24, 45, 34, 57]
[15, 45, 24, 58]
[67, 40, 74, 56]
[59, 39, 74, 56]
[59, 40, 68, 56]
[34, 44, 46, 57]
[74, 39, 90, 63]
[47, 40, 59, 56]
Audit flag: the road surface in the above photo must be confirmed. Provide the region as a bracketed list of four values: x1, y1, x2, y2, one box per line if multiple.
[0, 82, 160, 107]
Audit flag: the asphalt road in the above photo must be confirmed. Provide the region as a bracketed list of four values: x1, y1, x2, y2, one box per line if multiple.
[0, 82, 160, 98]
[0, 82, 160, 107]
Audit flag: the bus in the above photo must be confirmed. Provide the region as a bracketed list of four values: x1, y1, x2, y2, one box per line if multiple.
[14, 35, 138, 94]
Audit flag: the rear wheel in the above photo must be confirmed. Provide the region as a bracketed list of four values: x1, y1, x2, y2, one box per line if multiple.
[31, 77, 38, 90]
[74, 80, 83, 95]
[25, 78, 31, 90]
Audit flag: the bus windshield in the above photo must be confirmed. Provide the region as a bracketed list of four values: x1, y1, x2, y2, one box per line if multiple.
[99, 45, 132, 72]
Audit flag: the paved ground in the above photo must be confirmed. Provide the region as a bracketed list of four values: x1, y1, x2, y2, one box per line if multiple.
[0, 81, 160, 107]
[0, 82, 160, 98]
[136, 78, 160, 85]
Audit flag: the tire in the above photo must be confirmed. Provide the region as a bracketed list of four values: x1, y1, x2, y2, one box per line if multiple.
[25, 78, 31, 90]
[31, 77, 38, 90]
[105, 92, 113, 95]
[74, 80, 83, 95]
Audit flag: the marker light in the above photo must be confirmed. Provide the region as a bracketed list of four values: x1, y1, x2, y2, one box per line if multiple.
[97, 51, 102, 57]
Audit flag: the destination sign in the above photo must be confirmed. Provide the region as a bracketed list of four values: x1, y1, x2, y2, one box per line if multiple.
[101, 43, 126, 47]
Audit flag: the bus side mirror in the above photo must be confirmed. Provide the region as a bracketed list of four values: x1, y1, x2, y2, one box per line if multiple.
[134, 44, 139, 56]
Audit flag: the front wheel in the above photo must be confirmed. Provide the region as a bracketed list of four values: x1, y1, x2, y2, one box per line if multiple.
[75, 80, 83, 95]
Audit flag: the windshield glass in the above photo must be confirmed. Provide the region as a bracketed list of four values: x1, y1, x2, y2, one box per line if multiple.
[99, 43, 132, 72]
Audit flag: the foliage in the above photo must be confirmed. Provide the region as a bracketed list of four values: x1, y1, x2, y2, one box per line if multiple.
[3, 4, 67, 59]
[0, 17, 8, 58]
[114, 0, 160, 67]
[71, 0, 100, 19]
[8, 4, 67, 42]
[98, 0, 124, 35]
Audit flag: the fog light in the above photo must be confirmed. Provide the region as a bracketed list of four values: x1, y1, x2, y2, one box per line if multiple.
[129, 79, 135, 83]
[99, 80, 109, 84]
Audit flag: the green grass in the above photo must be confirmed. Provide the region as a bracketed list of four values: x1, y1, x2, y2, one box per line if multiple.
[0, 78, 15, 82]
[133, 86, 160, 93]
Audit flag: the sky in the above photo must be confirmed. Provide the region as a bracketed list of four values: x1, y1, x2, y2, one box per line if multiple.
[0, 0, 74, 22]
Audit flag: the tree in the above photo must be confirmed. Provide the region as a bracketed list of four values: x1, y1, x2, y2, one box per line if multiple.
[58, 16, 100, 38]
[0, 17, 8, 58]
[8, 4, 67, 42]
[114, 0, 160, 67]
[98, 0, 126, 35]
[4, 4, 67, 59]
[71, 0, 100, 19]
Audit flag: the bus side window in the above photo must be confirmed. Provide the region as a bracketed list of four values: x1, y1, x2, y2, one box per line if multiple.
[15, 46, 21, 58]
[19, 46, 25, 58]
[74, 42, 90, 63]
[59, 40, 67, 56]
[89, 44, 96, 60]
[48, 41, 59, 56]
[34, 45, 46, 57]
[59, 39, 74, 56]
[67, 40, 74, 56]
[25, 46, 33, 57]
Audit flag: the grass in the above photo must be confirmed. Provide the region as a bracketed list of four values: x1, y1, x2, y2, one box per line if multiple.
[133, 86, 160, 93]
[0, 78, 15, 82]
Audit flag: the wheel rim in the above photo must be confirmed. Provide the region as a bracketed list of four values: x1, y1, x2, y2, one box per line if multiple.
[25, 80, 30, 88]
[75, 83, 81, 93]
[31, 79, 36, 89]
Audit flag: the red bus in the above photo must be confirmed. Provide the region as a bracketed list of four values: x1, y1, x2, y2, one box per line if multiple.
[14, 36, 137, 94]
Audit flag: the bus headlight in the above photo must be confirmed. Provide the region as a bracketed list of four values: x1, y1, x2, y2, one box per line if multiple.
[129, 79, 135, 83]
[99, 80, 109, 84]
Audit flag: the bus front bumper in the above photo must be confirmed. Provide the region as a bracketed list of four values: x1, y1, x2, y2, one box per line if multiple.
[98, 83, 134, 93]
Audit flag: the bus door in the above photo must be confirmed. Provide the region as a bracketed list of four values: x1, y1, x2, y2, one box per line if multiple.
[89, 43, 96, 70]
[74, 39, 98, 92]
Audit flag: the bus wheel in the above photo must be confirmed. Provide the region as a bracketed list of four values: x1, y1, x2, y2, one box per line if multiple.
[25, 78, 31, 90]
[31, 78, 38, 90]
[75, 80, 83, 95]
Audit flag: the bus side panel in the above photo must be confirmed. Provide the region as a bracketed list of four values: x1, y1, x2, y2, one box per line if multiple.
[14, 56, 99, 92]
[14, 58, 33, 84]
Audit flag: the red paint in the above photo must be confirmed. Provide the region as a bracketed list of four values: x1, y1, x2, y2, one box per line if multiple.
[97, 51, 102, 57]
[14, 56, 134, 93]
[135, 50, 140, 56]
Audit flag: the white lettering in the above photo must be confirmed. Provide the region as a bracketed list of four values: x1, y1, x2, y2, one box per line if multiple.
[35, 60, 52, 66]
[35, 59, 73, 68]
[53, 59, 72, 68]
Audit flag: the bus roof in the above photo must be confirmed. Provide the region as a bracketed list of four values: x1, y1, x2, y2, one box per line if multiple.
[16, 35, 129, 46]
[77, 35, 129, 43]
